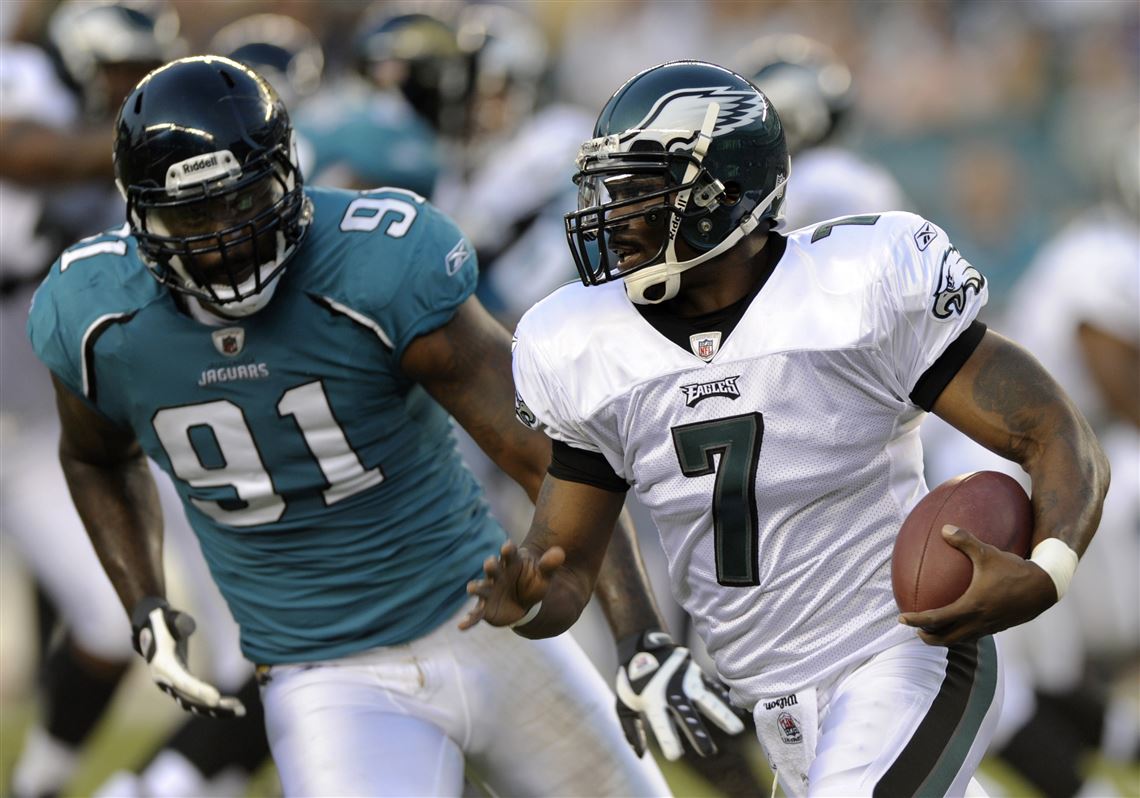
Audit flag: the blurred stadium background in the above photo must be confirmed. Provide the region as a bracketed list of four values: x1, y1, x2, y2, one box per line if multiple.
[1, 0, 1137, 796]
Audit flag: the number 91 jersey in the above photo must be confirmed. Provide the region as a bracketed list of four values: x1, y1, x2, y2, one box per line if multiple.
[28, 186, 502, 664]
[512, 212, 988, 706]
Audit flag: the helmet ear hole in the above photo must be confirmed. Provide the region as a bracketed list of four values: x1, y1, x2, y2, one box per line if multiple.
[721, 182, 742, 206]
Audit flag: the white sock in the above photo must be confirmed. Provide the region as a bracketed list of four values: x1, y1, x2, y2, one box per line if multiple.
[1101, 696, 1140, 761]
[1075, 776, 1122, 798]
[10, 725, 80, 797]
[139, 751, 210, 798]
[92, 769, 144, 798]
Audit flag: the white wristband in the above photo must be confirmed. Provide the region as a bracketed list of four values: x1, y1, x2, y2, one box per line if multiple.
[509, 601, 543, 629]
[1029, 538, 1079, 600]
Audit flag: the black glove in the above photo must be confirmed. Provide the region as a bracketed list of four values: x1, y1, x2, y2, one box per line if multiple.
[615, 629, 744, 760]
[131, 596, 245, 718]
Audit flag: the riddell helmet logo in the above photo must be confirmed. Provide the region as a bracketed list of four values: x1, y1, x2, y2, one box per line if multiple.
[166, 150, 241, 194]
[182, 154, 218, 174]
[626, 86, 768, 139]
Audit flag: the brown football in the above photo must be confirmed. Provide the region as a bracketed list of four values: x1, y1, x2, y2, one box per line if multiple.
[892, 471, 1033, 614]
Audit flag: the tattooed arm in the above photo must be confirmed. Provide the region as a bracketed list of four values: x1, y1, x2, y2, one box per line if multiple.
[901, 330, 1110, 644]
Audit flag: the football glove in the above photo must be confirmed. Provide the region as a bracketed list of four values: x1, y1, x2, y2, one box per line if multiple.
[131, 596, 245, 718]
[615, 629, 745, 760]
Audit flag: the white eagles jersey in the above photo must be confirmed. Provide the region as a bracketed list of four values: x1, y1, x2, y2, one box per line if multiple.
[513, 211, 988, 705]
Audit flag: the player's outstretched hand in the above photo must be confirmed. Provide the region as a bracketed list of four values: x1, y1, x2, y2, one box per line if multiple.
[131, 597, 246, 718]
[616, 629, 746, 761]
[459, 541, 565, 630]
[898, 525, 1056, 646]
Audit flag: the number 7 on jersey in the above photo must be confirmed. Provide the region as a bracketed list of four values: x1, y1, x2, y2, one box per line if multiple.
[671, 412, 764, 586]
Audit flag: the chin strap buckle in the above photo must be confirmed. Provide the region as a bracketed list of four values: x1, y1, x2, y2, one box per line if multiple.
[692, 177, 725, 210]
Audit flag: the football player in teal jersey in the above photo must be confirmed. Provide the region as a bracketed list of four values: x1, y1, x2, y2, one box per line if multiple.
[25, 56, 740, 795]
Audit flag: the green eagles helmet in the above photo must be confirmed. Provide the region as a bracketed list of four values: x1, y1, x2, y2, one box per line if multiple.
[565, 60, 789, 304]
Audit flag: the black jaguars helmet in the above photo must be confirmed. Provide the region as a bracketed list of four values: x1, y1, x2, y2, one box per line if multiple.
[353, 2, 470, 139]
[565, 60, 789, 305]
[208, 14, 325, 108]
[114, 56, 311, 315]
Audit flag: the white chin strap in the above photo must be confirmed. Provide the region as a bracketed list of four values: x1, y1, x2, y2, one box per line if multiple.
[172, 229, 294, 318]
[623, 101, 786, 306]
[207, 271, 283, 317]
[623, 176, 787, 306]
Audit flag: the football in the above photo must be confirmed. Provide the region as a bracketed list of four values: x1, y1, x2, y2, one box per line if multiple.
[892, 471, 1033, 614]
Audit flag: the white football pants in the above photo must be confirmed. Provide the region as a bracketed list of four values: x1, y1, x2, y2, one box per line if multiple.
[260, 605, 672, 797]
[754, 634, 1003, 798]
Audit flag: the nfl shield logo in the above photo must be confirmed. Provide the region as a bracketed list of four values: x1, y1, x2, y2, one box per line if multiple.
[212, 327, 245, 357]
[688, 331, 722, 362]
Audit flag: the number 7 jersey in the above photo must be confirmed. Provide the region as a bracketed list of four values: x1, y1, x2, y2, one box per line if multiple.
[512, 212, 988, 705]
[28, 186, 503, 664]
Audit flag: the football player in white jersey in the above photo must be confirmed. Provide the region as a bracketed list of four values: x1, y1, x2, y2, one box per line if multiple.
[463, 60, 1110, 798]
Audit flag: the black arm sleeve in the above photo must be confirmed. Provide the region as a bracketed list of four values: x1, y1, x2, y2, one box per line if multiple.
[909, 321, 987, 411]
[548, 439, 630, 493]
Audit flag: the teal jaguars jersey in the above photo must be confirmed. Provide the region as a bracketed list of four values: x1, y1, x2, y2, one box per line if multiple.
[28, 186, 504, 664]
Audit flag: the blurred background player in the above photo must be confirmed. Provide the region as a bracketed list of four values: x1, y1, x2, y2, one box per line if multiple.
[738, 33, 910, 231]
[208, 13, 324, 110]
[429, 3, 596, 565]
[921, 118, 1140, 798]
[0, 22, 121, 798]
[439, 1, 592, 328]
[0, 4, 200, 797]
[3, 5, 274, 797]
[306, 0, 467, 198]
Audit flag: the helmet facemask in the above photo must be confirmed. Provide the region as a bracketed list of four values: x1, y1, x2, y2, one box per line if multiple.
[566, 99, 788, 305]
[125, 137, 310, 316]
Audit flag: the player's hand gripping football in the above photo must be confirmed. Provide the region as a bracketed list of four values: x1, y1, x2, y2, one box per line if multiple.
[616, 629, 745, 760]
[459, 541, 565, 629]
[899, 525, 1056, 646]
[131, 597, 246, 718]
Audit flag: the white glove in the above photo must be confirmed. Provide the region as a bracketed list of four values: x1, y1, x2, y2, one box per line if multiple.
[130, 597, 246, 718]
[615, 629, 745, 760]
